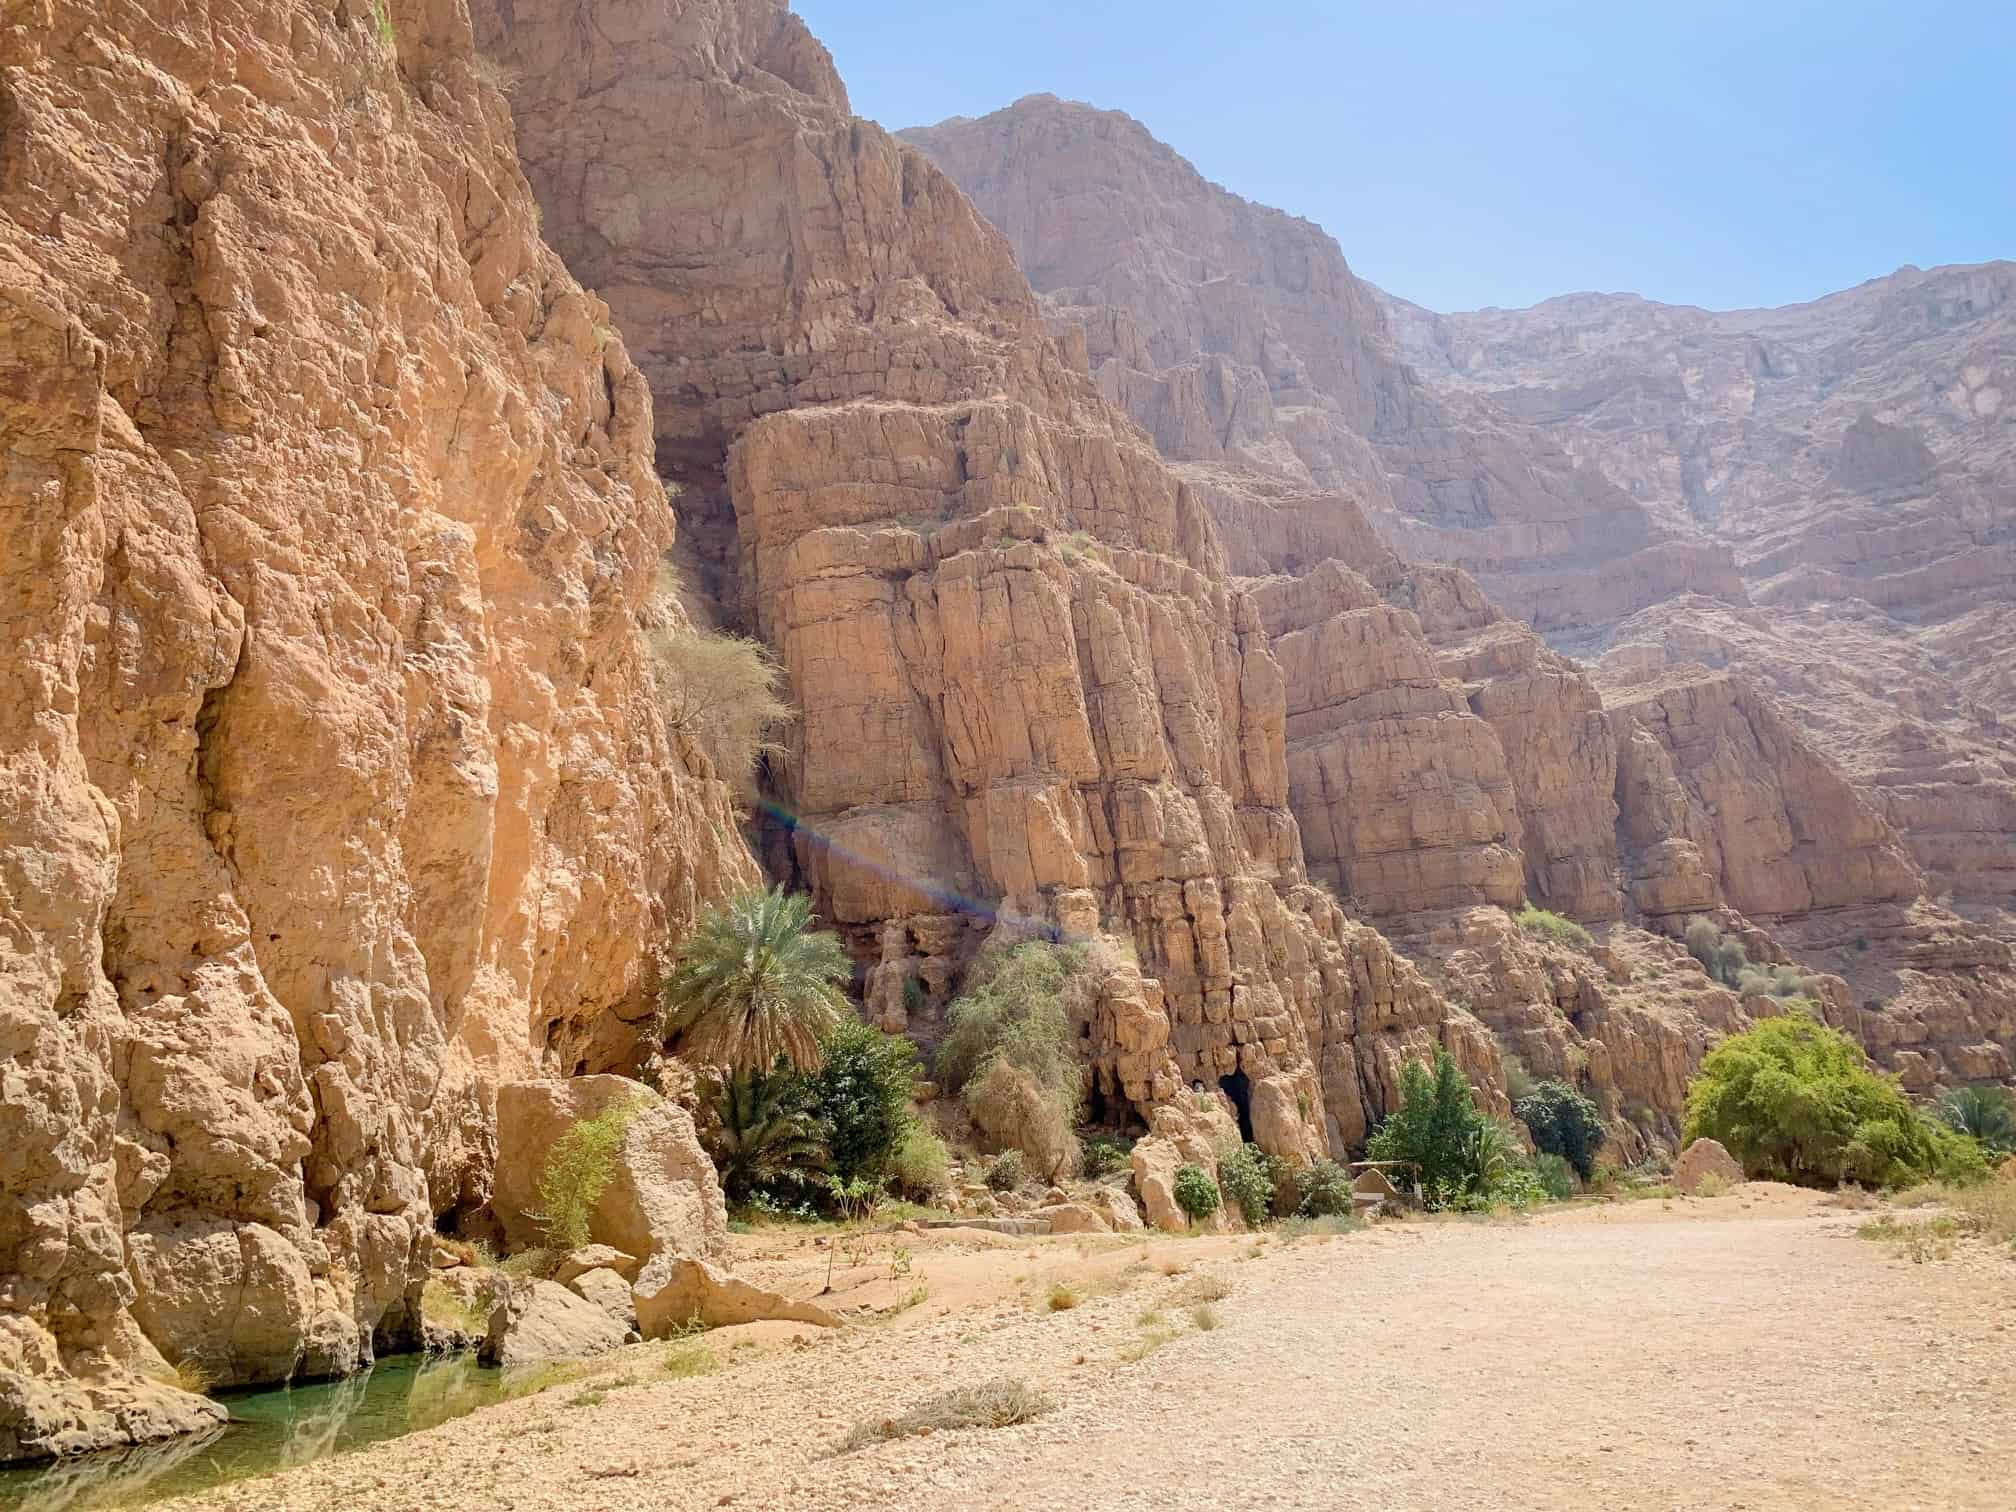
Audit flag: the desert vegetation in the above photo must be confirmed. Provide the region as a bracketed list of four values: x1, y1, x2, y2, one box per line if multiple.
[1365, 1050, 1547, 1210]
[1683, 917, 1818, 1000]
[936, 940, 1096, 1179]
[659, 887, 850, 1077]
[648, 618, 792, 793]
[531, 1095, 645, 1250]
[1683, 1013, 1991, 1188]
[1515, 904, 1593, 951]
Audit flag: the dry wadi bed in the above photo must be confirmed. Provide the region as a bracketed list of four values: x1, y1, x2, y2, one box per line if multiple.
[170, 1190, 2015, 1512]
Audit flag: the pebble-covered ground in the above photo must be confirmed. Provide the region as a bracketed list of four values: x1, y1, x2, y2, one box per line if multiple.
[169, 1187, 2016, 1511]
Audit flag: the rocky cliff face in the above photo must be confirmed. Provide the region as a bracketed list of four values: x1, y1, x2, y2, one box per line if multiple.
[472, 0, 1535, 1169]
[1, 0, 755, 1459]
[901, 97, 1746, 636]
[900, 92, 2016, 1092]
[1380, 268, 2016, 934]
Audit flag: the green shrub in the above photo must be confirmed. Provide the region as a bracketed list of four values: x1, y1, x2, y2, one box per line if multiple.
[889, 1124, 950, 1199]
[531, 1095, 644, 1250]
[1261, 1152, 1304, 1218]
[1173, 1164, 1220, 1222]
[985, 1148, 1027, 1192]
[1937, 1085, 2016, 1155]
[1214, 1143, 1275, 1227]
[938, 942, 1092, 1178]
[1683, 1013, 1982, 1188]
[802, 1019, 919, 1185]
[1515, 905, 1592, 951]
[936, 942, 1089, 1103]
[1499, 1050, 1538, 1104]
[1081, 1135, 1133, 1179]
[1296, 1158, 1355, 1218]
[1515, 1080, 1606, 1179]
[1532, 1151, 1578, 1201]
[1366, 1050, 1536, 1211]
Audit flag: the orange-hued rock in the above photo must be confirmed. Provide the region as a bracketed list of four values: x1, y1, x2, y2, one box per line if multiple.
[901, 87, 2014, 1095]
[1, 0, 755, 1458]
[476, 0, 1517, 1181]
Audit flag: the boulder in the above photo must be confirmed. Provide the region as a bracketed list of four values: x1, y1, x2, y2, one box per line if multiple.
[1673, 1138, 1745, 1194]
[566, 1268, 639, 1334]
[554, 1246, 643, 1287]
[1129, 1136, 1189, 1233]
[480, 1278, 627, 1370]
[493, 1077, 728, 1263]
[1034, 1203, 1111, 1235]
[1084, 1185, 1146, 1233]
[634, 1258, 838, 1337]
[1352, 1167, 1402, 1200]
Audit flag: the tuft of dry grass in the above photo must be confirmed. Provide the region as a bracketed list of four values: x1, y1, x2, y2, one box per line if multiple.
[1152, 1256, 1190, 1277]
[1190, 1303, 1223, 1331]
[1118, 1325, 1178, 1363]
[1046, 1281, 1082, 1312]
[1175, 1274, 1231, 1304]
[662, 1342, 719, 1379]
[841, 1378, 1053, 1452]
[151, 1359, 215, 1397]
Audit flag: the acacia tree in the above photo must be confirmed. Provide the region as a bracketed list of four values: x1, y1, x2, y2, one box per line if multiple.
[660, 887, 850, 1078]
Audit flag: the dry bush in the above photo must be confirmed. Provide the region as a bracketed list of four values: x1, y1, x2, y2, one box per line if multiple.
[648, 621, 791, 792]
[1175, 1274, 1231, 1304]
[842, 1378, 1053, 1451]
[1046, 1281, 1081, 1312]
[966, 1059, 1078, 1183]
[1191, 1303, 1223, 1331]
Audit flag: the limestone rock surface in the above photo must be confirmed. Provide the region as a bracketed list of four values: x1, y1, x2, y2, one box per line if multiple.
[1, 0, 756, 1455]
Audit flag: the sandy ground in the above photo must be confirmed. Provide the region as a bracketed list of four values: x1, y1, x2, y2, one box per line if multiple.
[170, 1186, 2016, 1512]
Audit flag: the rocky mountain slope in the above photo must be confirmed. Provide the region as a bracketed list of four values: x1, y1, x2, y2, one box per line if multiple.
[1380, 268, 2016, 931]
[1, 0, 755, 1460]
[902, 92, 2015, 1082]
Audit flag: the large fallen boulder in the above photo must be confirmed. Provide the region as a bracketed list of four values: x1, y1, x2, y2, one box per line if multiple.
[1084, 1185, 1146, 1233]
[634, 1257, 838, 1336]
[1673, 1138, 1745, 1194]
[481, 1278, 627, 1369]
[493, 1077, 728, 1263]
[566, 1269, 639, 1335]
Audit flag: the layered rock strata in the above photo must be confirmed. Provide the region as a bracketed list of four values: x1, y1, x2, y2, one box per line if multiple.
[2, 0, 753, 1459]
[474, 0, 1516, 1167]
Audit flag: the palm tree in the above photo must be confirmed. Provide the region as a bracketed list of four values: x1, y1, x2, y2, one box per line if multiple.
[660, 886, 850, 1077]
[1937, 1085, 2016, 1155]
[700, 1066, 829, 1202]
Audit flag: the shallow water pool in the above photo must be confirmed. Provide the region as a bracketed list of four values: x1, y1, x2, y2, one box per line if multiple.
[0, 1356, 516, 1511]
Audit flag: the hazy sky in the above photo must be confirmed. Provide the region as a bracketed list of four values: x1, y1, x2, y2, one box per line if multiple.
[792, 0, 2013, 314]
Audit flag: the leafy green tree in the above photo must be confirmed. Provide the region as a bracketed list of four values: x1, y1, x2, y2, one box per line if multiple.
[1173, 1164, 1220, 1222]
[1366, 1050, 1540, 1210]
[660, 887, 850, 1077]
[1683, 1013, 1983, 1188]
[1215, 1143, 1275, 1226]
[1296, 1158, 1355, 1218]
[1515, 1080, 1606, 1179]
[699, 1065, 827, 1203]
[802, 1018, 920, 1184]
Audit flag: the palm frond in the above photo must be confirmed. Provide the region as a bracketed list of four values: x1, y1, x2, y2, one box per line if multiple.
[662, 886, 851, 1077]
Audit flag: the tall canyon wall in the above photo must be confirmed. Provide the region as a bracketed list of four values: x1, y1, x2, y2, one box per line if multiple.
[1, 0, 754, 1460]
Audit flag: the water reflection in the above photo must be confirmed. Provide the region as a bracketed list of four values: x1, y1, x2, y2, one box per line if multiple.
[0, 1356, 514, 1511]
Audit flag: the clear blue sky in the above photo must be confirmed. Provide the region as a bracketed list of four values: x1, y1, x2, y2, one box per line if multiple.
[792, 1, 2013, 313]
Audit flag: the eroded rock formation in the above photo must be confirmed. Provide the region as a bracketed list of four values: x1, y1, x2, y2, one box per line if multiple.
[474, 0, 1516, 1171]
[901, 89, 2016, 1092]
[2, 0, 753, 1459]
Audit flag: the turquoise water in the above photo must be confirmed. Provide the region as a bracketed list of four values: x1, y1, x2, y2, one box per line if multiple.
[0, 1356, 517, 1511]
